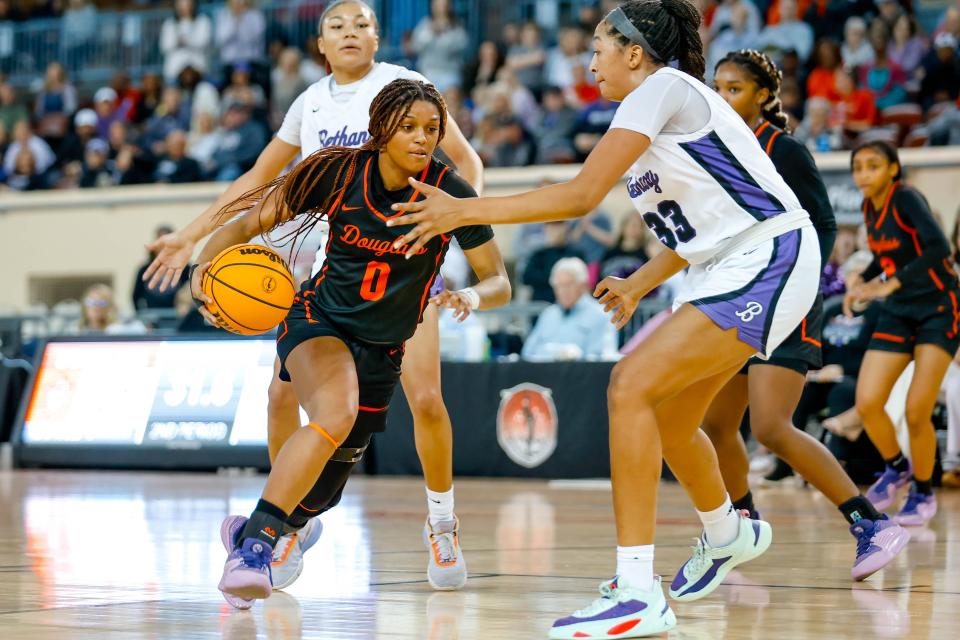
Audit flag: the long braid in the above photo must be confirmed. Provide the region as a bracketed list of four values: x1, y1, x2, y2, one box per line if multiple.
[216, 79, 447, 261]
[717, 49, 790, 131]
[606, 0, 705, 82]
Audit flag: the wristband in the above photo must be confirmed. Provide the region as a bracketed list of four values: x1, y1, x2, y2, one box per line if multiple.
[189, 264, 205, 308]
[459, 287, 480, 310]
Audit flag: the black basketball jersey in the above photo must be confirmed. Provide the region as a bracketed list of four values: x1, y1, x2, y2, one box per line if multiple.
[754, 121, 837, 266]
[860, 183, 959, 305]
[288, 149, 493, 345]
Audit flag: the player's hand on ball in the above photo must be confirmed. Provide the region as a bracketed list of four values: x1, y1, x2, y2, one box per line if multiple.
[594, 276, 640, 330]
[189, 262, 219, 327]
[144, 229, 196, 292]
[431, 290, 473, 322]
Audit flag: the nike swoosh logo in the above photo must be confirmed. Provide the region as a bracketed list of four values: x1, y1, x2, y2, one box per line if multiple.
[312, 106, 321, 113]
[341, 204, 362, 211]
[430, 499, 441, 503]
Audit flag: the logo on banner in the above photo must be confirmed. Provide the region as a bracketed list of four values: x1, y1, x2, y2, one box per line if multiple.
[497, 383, 558, 468]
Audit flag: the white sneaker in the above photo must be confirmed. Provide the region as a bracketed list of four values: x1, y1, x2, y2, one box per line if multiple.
[668, 512, 772, 602]
[271, 518, 323, 590]
[422, 517, 467, 591]
[549, 576, 676, 639]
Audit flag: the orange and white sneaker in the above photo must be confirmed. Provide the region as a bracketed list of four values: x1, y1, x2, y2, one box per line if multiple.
[271, 518, 323, 590]
[422, 516, 468, 591]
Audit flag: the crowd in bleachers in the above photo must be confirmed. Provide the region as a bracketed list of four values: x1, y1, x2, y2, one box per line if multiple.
[1, 0, 960, 191]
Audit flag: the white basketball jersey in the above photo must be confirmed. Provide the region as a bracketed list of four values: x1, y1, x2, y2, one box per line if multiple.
[274, 63, 430, 274]
[611, 68, 803, 265]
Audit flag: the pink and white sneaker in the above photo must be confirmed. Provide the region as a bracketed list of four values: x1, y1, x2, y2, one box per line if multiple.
[850, 516, 910, 581]
[218, 515, 273, 606]
[893, 490, 937, 527]
[865, 465, 912, 511]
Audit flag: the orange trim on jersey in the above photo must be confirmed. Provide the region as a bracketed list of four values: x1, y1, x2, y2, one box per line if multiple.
[929, 269, 945, 290]
[298, 502, 320, 513]
[873, 332, 907, 343]
[433, 166, 449, 187]
[362, 157, 432, 221]
[801, 318, 822, 347]
[358, 404, 388, 413]
[872, 182, 898, 229]
[406, 164, 431, 202]
[891, 205, 922, 255]
[754, 121, 771, 138]
[417, 240, 449, 318]
[765, 130, 782, 156]
[278, 320, 288, 341]
[948, 290, 960, 337]
[308, 422, 341, 448]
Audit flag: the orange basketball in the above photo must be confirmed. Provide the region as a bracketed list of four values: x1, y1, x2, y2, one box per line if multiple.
[202, 244, 296, 335]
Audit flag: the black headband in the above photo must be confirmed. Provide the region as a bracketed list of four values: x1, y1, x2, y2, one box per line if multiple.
[607, 6, 665, 62]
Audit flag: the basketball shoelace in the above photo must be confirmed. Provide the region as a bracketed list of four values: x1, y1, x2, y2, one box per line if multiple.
[431, 529, 459, 565]
[853, 521, 878, 557]
[899, 490, 926, 516]
[571, 579, 623, 617]
[238, 543, 271, 571]
[685, 536, 710, 575]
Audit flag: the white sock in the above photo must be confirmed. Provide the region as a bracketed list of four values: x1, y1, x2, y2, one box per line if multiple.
[426, 486, 455, 526]
[616, 545, 655, 591]
[697, 495, 740, 548]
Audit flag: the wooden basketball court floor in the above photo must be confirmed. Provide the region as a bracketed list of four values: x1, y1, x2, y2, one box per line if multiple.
[0, 470, 957, 639]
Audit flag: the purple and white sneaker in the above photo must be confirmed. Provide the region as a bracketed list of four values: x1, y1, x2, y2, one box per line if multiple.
[669, 512, 772, 602]
[548, 576, 675, 639]
[865, 464, 912, 510]
[893, 490, 938, 527]
[850, 517, 910, 581]
[218, 515, 273, 604]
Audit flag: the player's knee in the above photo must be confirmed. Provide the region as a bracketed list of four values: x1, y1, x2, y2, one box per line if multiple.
[904, 401, 932, 433]
[268, 377, 298, 413]
[752, 418, 792, 452]
[407, 388, 447, 426]
[854, 389, 885, 419]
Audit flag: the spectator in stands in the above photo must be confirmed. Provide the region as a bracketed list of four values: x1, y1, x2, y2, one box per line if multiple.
[888, 14, 928, 78]
[161, 0, 212, 84]
[79, 139, 115, 188]
[780, 76, 804, 126]
[188, 110, 222, 177]
[919, 33, 960, 108]
[505, 22, 546, 97]
[5, 148, 45, 191]
[0, 1, 14, 75]
[859, 22, 908, 110]
[494, 66, 540, 130]
[221, 61, 266, 113]
[106, 120, 131, 160]
[142, 87, 190, 154]
[78, 284, 146, 335]
[210, 102, 266, 181]
[153, 129, 202, 184]
[804, 0, 867, 43]
[545, 26, 591, 92]
[793, 96, 842, 151]
[522, 221, 585, 303]
[299, 35, 327, 85]
[570, 97, 617, 162]
[93, 87, 125, 140]
[113, 138, 155, 185]
[0, 81, 27, 135]
[535, 86, 577, 164]
[57, 108, 99, 169]
[512, 178, 553, 280]
[60, 0, 98, 73]
[4, 120, 54, 177]
[215, 0, 266, 68]
[177, 65, 220, 131]
[711, 0, 762, 37]
[936, 6, 960, 39]
[567, 61, 602, 107]
[599, 212, 648, 281]
[411, 0, 469, 91]
[832, 66, 877, 132]
[110, 72, 142, 122]
[463, 40, 504, 97]
[808, 39, 843, 102]
[443, 86, 474, 140]
[569, 207, 616, 267]
[33, 62, 77, 140]
[521, 257, 617, 361]
[706, 2, 758, 80]
[271, 48, 307, 130]
[874, 0, 903, 32]
[756, 0, 814, 62]
[928, 100, 960, 145]
[840, 16, 874, 69]
[472, 84, 536, 167]
[133, 73, 164, 124]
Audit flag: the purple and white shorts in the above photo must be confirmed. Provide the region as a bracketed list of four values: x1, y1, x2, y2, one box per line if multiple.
[673, 224, 820, 358]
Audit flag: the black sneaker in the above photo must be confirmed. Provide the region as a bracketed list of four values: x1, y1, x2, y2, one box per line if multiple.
[761, 458, 794, 483]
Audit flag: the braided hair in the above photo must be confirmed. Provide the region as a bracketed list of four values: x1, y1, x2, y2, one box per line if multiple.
[717, 49, 790, 131]
[218, 79, 447, 258]
[606, 0, 706, 82]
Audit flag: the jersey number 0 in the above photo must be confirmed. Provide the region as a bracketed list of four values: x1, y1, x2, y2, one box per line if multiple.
[642, 200, 697, 250]
[360, 261, 391, 301]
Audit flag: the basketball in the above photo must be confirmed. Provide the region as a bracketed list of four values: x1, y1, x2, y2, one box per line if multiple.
[201, 244, 296, 335]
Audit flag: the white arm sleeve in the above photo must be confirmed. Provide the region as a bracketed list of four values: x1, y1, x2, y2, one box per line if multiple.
[609, 72, 710, 143]
[275, 91, 306, 146]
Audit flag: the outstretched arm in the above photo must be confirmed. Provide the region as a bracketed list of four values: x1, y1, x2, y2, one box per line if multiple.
[387, 128, 651, 256]
[144, 137, 300, 291]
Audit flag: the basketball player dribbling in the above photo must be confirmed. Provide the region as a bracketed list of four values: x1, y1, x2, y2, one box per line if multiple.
[190, 80, 510, 608]
[143, 0, 483, 593]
